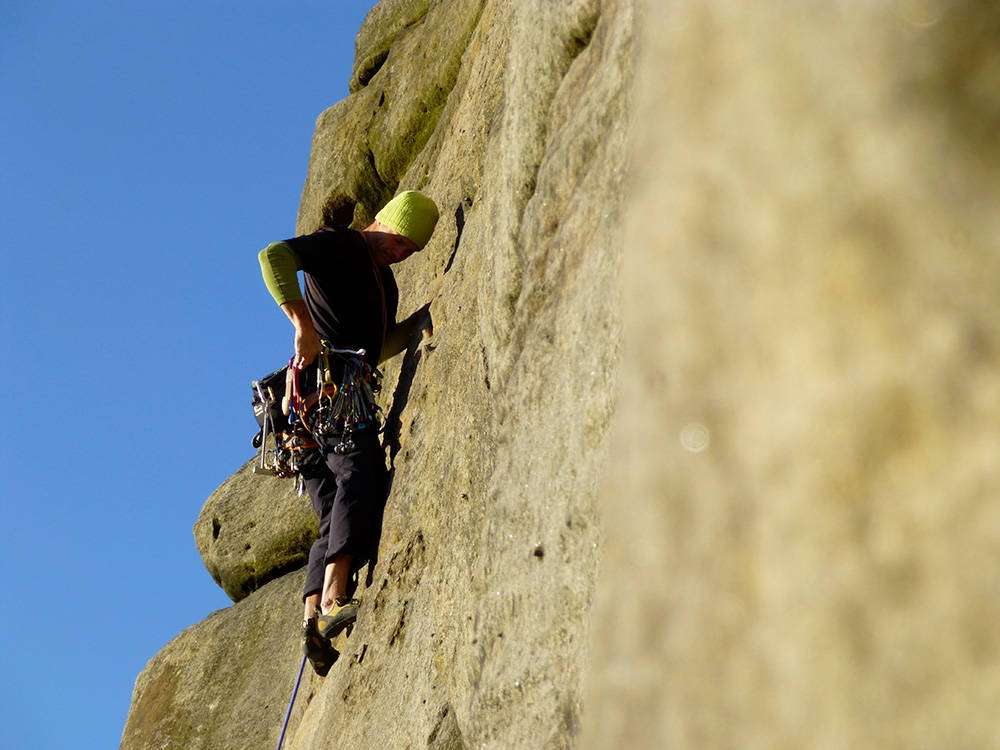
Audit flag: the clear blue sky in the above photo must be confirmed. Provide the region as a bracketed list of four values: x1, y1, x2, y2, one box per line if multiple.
[0, 2, 374, 747]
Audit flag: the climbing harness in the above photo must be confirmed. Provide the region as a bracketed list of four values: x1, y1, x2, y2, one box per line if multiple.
[251, 344, 382, 486]
[301, 345, 382, 455]
[274, 655, 307, 750]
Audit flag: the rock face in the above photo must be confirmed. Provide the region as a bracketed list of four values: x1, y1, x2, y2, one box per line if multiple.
[194, 460, 316, 603]
[120, 573, 307, 750]
[584, 1, 1000, 748]
[124, 0, 1000, 748]
[122, 1, 633, 748]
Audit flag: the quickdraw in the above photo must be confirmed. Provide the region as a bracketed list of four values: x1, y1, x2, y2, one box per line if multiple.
[251, 344, 383, 486]
[251, 369, 316, 494]
[302, 345, 382, 455]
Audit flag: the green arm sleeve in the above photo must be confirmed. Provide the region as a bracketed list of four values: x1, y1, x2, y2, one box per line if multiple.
[258, 241, 303, 305]
[380, 305, 431, 363]
[381, 319, 412, 363]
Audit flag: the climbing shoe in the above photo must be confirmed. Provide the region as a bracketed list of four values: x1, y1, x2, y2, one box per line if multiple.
[317, 596, 359, 640]
[301, 617, 338, 677]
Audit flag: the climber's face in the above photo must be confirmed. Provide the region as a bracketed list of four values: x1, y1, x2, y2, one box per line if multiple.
[367, 223, 420, 266]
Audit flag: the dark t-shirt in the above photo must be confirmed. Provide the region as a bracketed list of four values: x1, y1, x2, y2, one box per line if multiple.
[283, 226, 398, 367]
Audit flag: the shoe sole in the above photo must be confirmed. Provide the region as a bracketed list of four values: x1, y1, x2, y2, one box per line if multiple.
[302, 638, 339, 676]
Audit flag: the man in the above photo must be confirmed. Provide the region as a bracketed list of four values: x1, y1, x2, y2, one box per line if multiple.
[258, 190, 439, 675]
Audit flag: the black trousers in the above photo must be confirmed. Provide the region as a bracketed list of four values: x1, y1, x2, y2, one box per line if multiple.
[299, 426, 388, 599]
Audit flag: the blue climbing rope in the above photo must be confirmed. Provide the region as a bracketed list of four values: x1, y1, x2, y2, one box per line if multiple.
[275, 655, 307, 750]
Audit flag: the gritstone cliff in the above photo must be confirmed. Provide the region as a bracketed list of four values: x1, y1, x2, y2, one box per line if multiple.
[123, 0, 1000, 748]
[122, 1, 632, 748]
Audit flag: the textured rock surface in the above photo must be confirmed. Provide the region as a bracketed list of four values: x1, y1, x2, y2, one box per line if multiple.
[120, 572, 308, 750]
[193, 459, 317, 602]
[123, 0, 633, 748]
[125, 1, 1000, 747]
[583, 1, 1000, 748]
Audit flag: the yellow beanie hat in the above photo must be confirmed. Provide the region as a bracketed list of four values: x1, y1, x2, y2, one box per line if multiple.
[375, 190, 440, 250]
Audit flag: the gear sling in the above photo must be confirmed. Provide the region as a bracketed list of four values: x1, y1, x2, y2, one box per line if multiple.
[251, 345, 382, 489]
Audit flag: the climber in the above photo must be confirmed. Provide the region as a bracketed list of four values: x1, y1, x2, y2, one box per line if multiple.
[258, 190, 439, 675]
